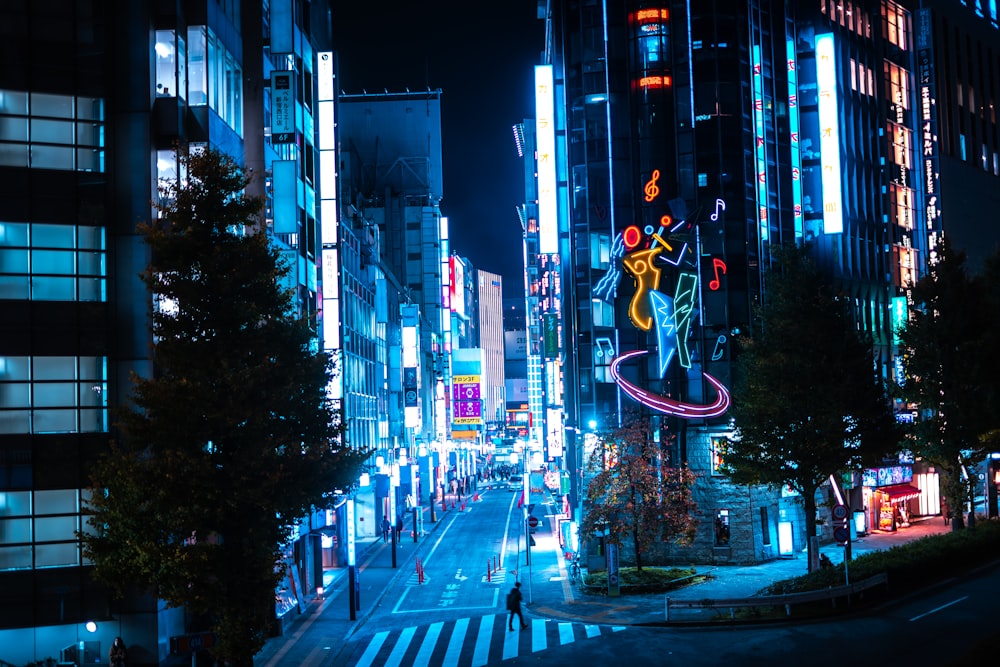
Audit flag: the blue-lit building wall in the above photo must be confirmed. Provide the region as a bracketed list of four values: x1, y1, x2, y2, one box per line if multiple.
[0, 1, 338, 662]
[544, 0, 1000, 566]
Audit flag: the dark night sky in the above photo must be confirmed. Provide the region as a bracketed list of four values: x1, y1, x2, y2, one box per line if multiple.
[331, 2, 545, 291]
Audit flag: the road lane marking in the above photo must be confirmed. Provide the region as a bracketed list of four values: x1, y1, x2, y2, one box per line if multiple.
[531, 618, 547, 652]
[414, 621, 444, 666]
[353, 630, 389, 667]
[585, 624, 600, 638]
[558, 622, 574, 645]
[909, 595, 969, 621]
[384, 626, 416, 667]
[442, 616, 470, 667]
[471, 614, 495, 666]
[502, 618, 520, 659]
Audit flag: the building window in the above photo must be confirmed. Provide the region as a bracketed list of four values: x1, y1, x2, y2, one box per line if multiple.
[710, 436, 726, 475]
[760, 507, 771, 545]
[590, 233, 611, 269]
[714, 508, 731, 546]
[0, 223, 106, 301]
[0, 356, 107, 434]
[187, 27, 242, 135]
[882, 1, 911, 51]
[0, 90, 105, 172]
[0, 488, 82, 571]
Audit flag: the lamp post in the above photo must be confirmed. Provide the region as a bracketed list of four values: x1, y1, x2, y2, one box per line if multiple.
[346, 497, 358, 619]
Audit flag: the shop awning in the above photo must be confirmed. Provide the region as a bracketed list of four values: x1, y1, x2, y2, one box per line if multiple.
[878, 483, 922, 501]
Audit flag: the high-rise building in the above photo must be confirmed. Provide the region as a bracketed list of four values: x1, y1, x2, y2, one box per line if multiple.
[0, 1, 341, 661]
[542, 0, 1000, 565]
[475, 270, 507, 429]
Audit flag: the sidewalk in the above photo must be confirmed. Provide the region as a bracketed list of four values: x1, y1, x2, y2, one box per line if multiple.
[526, 515, 953, 627]
[253, 504, 454, 667]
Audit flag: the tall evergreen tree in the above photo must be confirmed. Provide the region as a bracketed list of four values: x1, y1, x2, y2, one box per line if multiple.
[725, 245, 898, 570]
[898, 238, 996, 529]
[82, 149, 367, 665]
[581, 412, 697, 571]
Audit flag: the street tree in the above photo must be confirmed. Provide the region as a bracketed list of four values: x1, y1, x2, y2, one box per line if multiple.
[897, 238, 998, 529]
[581, 413, 697, 571]
[82, 149, 367, 665]
[725, 245, 899, 570]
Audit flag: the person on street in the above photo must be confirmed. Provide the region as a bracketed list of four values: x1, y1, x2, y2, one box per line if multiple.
[109, 637, 127, 667]
[381, 515, 391, 544]
[506, 581, 527, 631]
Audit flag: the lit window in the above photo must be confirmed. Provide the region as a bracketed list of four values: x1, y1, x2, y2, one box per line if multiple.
[0, 90, 105, 172]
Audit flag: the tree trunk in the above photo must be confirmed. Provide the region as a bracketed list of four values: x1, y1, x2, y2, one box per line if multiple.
[633, 527, 643, 571]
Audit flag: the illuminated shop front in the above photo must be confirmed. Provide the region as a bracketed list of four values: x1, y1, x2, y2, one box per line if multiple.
[862, 465, 924, 532]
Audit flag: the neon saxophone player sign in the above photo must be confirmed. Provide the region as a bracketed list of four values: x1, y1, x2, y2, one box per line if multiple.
[597, 178, 731, 419]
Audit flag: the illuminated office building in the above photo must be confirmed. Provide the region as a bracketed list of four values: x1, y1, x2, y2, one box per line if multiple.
[542, 0, 1000, 565]
[0, 0, 338, 661]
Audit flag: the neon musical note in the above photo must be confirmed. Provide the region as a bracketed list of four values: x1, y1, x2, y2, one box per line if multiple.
[708, 258, 727, 291]
[710, 198, 726, 221]
[595, 337, 616, 359]
[711, 334, 727, 361]
[643, 169, 661, 202]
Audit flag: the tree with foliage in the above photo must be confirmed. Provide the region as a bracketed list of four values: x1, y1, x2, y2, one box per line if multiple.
[725, 245, 899, 570]
[897, 238, 999, 530]
[82, 149, 367, 665]
[581, 412, 697, 571]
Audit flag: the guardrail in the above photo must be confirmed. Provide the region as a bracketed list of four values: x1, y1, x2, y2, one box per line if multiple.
[664, 572, 889, 622]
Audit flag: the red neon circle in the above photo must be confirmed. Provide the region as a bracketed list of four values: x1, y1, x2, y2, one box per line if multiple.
[623, 225, 642, 249]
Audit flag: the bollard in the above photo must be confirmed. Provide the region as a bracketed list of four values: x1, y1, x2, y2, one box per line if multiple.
[461, 500, 466, 511]
[487, 561, 492, 582]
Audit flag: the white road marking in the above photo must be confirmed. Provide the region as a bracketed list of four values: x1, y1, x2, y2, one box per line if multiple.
[352, 630, 389, 667]
[909, 595, 969, 621]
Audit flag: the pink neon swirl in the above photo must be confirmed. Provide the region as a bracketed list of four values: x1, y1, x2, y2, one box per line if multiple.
[609, 349, 731, 419]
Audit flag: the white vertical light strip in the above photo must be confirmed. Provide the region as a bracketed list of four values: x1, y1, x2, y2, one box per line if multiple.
[317, 51, 342, 404]
[535, 65, 557, 254]
[815, 34, 844, 235]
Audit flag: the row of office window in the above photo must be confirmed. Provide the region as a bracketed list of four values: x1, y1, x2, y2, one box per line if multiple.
[0, 356, 107, 435]
[0, 223, 106, 301]
[155, 27, 243, 135]
[0, 90, 105, 172]
[0, 489, 90, 571]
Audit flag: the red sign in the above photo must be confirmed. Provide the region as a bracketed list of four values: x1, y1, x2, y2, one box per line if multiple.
[528, 516, 539, 528]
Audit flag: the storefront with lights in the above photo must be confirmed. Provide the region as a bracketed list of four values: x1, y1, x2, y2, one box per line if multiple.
[862, 465, 930, 532]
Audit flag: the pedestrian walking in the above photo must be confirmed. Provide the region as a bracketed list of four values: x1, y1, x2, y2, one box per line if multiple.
[506, 581, 527, 631]
[109, 636, 127, 667]
[381, 515, 391, 544]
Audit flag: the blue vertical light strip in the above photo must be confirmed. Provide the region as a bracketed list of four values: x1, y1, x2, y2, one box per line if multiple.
[752, 44, 768, 241]
[815, 34, 844, 235]
[786, 39, 803, 241]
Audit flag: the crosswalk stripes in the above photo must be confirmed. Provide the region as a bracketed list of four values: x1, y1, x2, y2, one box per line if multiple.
[348, 614, 627, 667]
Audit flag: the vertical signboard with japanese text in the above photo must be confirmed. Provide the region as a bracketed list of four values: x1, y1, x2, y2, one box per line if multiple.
[271, 71, 295, 144]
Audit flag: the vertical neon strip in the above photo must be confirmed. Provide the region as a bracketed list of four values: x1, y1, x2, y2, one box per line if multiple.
[751, 45, 768, 241]
[318, 52, 342, 403]
[535, 65, 557, 254]
[787, 39, 803, 240]
[815, 34, 843, 235]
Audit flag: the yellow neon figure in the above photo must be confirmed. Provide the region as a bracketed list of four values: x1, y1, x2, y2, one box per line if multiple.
[622, 247, 663, 331]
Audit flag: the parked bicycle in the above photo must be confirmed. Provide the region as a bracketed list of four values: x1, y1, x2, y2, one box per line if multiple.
[568, 553, 582, 583]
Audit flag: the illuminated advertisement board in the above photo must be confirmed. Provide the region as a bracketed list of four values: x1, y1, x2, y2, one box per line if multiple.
[751, 45, 769, 240]
[270, 71, 295, 144]
[815, 34, 843, 234]
[787, 39, 803, 240]
[535, 65, 558, 254]
[450, 256, 466, 318]
[915, 9, 942, 259]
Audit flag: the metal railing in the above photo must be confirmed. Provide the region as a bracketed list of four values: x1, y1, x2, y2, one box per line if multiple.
[664, 572, 889, 622]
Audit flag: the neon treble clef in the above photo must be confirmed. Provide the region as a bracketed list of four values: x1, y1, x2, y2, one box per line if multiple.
[643, 169, 661, 202]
